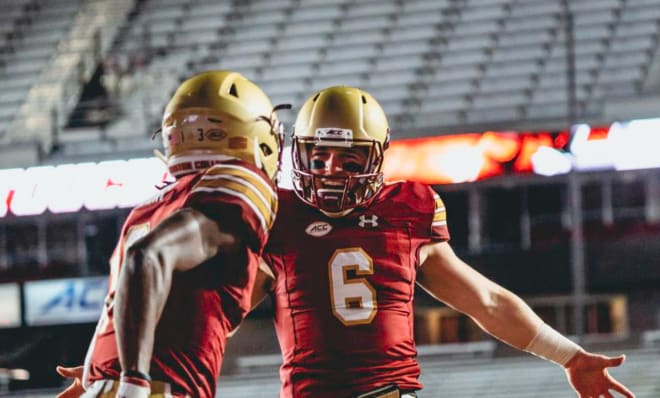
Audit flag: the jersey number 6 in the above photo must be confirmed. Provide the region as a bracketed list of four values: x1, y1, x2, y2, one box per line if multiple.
[328, 248, 377, 326]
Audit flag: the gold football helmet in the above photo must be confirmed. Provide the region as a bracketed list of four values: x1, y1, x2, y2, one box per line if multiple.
[291, 86, 390, 215]
[160, 70, 285, 182]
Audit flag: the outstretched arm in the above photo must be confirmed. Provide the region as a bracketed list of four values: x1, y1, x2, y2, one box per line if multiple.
[114, 208, 241, 384]
[417, 241, 543, 349]
[416, 241, 634, 398]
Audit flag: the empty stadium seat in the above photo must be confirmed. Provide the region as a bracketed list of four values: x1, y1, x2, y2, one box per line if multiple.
[0, 0, 658, 159]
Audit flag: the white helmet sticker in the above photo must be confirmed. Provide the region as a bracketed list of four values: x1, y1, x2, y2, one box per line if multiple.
[314, 128, 353, 146]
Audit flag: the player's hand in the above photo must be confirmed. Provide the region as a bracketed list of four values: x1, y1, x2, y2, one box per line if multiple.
[564, 351, 635, 398]
[56, 365, 85, 398]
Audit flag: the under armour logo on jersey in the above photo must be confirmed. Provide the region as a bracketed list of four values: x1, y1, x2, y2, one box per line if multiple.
[358, 215, 379, 228]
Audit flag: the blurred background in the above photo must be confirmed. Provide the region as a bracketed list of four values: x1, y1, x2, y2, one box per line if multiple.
[0, 0, 659, 396]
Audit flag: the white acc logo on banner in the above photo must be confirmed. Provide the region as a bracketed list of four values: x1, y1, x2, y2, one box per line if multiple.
[24, 277, 107, 326]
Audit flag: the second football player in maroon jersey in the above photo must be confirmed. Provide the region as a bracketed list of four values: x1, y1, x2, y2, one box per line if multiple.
[253, 86, 634, 398]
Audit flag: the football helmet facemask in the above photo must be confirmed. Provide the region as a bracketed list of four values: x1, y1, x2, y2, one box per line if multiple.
[291, 86, 390, 216]
[160, 70, 287, 182]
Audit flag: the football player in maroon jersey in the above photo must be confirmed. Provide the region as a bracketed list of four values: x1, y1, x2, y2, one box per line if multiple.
[56, 70, 285, 398]
[252, 86, 634, 398]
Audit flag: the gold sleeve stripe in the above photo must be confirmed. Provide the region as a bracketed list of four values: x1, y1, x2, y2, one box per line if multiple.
[203, 164, 275, 199]
[433, 211, 446, 222]
[431, 193, 447, 226]
[194, 178, 274, 230]
[192, 185, 271, 233]
[199, 174, 273, 215]
[196, 164, 277, 230]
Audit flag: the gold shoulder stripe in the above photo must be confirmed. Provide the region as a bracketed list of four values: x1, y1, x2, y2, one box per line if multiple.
[204, 164, 275, 199]
[201, 165, 276, 214]
[192, 185, 273, 232]
[192, 165, 277, 232]
[435, 198, 445, 210]
[198, 174, 273, 214]
[197, 179, 274, 230]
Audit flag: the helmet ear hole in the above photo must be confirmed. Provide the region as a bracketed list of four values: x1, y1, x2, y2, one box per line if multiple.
[260, 143, 273, 156]
[229, 83, 238, 97]
[361, 95, 367, 104]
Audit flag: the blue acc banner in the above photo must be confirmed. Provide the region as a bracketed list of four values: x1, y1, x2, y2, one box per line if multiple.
[24, 276, 107, 326]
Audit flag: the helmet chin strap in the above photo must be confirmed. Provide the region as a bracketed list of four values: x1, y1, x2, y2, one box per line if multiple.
[153, 149, 168, 165]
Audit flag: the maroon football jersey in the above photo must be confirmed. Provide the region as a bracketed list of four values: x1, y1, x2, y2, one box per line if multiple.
[83, 160, 277, 398]
[263, 181, 449, 398]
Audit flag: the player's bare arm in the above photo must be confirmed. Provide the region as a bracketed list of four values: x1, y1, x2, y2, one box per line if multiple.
[416, 240, 634, 398]
[417, 241, 542, 349]
[114, 208, 241, 375]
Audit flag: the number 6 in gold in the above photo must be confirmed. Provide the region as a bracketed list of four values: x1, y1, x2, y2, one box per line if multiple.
[328, 248, 377, 326]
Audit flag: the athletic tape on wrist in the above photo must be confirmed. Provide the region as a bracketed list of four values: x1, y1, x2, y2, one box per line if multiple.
[120, 370, 151, 382]
[524, 323, 581, 366]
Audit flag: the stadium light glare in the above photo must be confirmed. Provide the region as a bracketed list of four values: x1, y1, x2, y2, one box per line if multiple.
[610, 118, 660, 171]
[531, 147, 572, 176]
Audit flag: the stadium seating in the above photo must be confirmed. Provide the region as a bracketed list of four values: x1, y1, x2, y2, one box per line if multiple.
[0, 0, 133, 166]
[0, 0, 658, 162]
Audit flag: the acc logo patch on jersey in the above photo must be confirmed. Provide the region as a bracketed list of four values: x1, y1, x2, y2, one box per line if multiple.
[305, 221, 332, 237]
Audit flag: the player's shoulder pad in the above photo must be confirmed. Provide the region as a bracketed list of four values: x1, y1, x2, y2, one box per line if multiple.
[380, 180, 438, 212]
[381, 181, 448, 235]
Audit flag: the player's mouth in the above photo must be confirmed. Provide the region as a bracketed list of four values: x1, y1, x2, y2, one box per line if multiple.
[318, 178, 345, 187]
[316, 187, 356, 212]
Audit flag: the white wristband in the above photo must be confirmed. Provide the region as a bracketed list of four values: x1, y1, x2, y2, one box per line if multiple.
[524, 323, 582, 366]
[117, 379, 151, 398]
